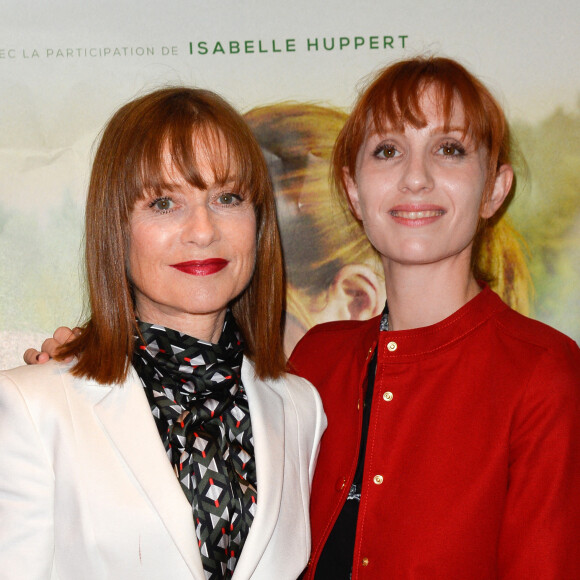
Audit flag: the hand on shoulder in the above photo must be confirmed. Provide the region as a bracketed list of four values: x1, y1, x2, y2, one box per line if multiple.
[22, 327, 80, 365]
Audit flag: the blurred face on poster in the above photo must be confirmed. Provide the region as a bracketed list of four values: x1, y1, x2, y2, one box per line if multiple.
[245, 104, 387, 355]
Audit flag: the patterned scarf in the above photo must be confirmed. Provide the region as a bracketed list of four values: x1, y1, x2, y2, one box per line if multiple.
[132, 312, 257, 579]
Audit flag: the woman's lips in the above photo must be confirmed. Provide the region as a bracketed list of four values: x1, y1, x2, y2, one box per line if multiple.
[170, 259, 228, 276]
[389, 205, 446, 226]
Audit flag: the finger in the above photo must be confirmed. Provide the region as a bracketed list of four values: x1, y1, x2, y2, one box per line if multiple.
[40, 338, 63, 358]
[23, 349, 48, 365]
[53, 326, 76, 344]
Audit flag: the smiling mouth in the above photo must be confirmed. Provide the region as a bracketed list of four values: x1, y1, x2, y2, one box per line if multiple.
[390, 210, 446, 219]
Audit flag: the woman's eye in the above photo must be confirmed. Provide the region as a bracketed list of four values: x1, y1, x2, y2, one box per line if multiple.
[217, 193, 242, 205]
[374, 144, 400, 159]
[438, 142, 466, 156]
[150, 197, 174, 212]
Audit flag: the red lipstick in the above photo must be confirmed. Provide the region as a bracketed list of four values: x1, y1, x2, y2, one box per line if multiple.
[170, 259, 228, 276]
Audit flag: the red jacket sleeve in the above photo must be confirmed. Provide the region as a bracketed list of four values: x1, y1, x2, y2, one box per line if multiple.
[498, 339, 580, 578]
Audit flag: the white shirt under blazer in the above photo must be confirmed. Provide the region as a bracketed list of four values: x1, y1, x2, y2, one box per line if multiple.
[0, 357, 326, 579]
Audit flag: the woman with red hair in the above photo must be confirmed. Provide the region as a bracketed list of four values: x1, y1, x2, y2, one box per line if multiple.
[290, 57, 580, 578]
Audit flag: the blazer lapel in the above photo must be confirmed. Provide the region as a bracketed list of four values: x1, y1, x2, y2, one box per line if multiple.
[233, 358, 285, 579]
[93, 368, 203, 578]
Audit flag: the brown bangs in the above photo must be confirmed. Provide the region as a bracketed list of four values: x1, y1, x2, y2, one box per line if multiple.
[366, 60, 493, 152]
[134, 95, 267, 208]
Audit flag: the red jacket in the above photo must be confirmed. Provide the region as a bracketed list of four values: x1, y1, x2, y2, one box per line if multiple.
[290, 287, 580, 579]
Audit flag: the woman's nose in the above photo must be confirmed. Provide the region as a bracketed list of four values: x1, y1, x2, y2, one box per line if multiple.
[399, 152, 434, 193]
[182, 204, 218, 246]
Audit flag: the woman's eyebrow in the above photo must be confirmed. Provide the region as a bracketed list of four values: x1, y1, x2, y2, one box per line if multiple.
[431, 124, 468, 134]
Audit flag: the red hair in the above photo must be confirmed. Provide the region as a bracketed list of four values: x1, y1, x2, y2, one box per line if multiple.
[58, 87, 285, 383]
[333, 56, 512, 211]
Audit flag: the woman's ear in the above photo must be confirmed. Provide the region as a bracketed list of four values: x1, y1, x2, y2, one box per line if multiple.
[343, 167, 362, 220]
[324, 263, 384, 321]
[481, 164, 514, 219]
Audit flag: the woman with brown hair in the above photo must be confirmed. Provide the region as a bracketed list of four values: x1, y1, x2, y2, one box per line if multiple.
[290, 57, 580, 578]
[0, 88, 325, 579]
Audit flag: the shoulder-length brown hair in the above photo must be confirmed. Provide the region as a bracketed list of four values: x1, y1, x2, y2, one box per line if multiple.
[58, 87, 286, 383]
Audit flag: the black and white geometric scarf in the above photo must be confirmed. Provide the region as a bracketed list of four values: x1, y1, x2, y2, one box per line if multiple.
[132, 311, 257, 579]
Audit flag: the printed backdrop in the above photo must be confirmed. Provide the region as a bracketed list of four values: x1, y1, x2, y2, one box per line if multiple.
[1, 0, 579, 368]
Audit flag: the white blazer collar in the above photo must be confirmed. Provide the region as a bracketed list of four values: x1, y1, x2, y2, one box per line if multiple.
[93, 368, 203, 578]
[92, 358, 285, 580]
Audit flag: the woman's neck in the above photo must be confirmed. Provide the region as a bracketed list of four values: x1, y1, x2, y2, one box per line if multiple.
[135, 307, 227, 344]
[382, 258, 481, 331]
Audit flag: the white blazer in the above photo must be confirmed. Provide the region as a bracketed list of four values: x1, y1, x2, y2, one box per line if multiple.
[0, 358, 326, 580]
